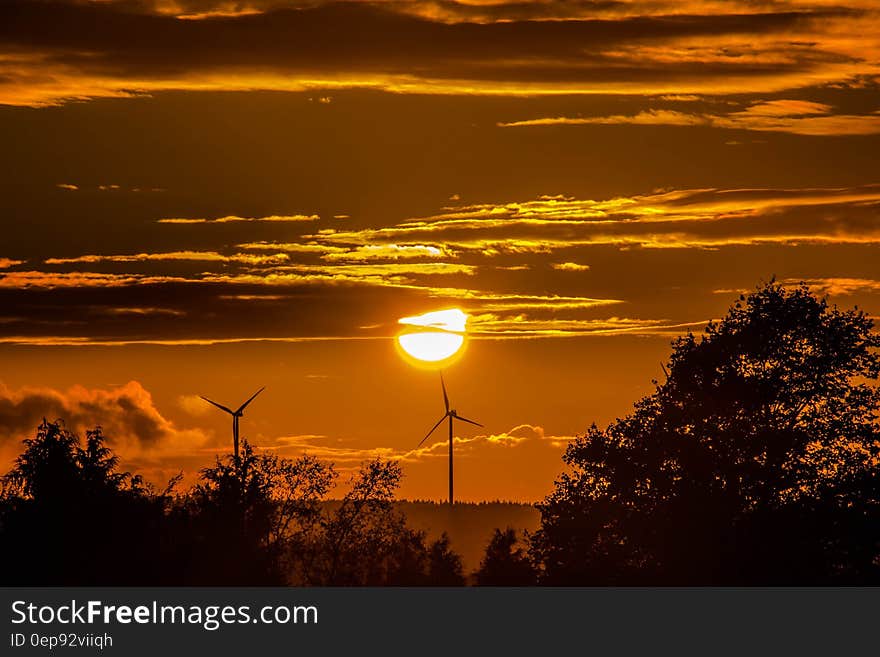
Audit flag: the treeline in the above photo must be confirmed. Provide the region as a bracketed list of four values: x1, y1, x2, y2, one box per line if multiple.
[0, 425, 470, 585]
[2, 281, 880, 585]
[395, 500, 539, 572]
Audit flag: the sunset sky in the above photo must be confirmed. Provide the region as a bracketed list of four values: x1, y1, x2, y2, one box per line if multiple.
[1, 0, 878, 501]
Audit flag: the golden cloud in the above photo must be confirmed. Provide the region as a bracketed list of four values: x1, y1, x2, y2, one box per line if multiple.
[0, 335, 382, 347]
[266, 423, 574, 466]
[781, 277, 880, 296]
[158, 214, 319, 223]
[552, 262, 591, 272]
[306, 185, 880, 253]
[238, 242, 348, 256]
[100, 306, 186, 317]
[319, 244, 455, 261]
[0, 272, 189, 289]
[45, 251, 291, 265]
[499, 100, 880, 136]
[467, 314, 707, 338]
[498, 109, 709, 128]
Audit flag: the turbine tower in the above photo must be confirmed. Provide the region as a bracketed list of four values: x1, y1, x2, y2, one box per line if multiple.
[418, 374, 482, 505]
[200, 387, 265, 460]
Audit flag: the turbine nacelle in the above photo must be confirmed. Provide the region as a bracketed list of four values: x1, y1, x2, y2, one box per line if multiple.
[200, 386, 265, 459]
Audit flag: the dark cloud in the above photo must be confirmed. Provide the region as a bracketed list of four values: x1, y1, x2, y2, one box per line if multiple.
[0, 380, 207, 450]
[1, 1, 831, 65]
[0, 0, 868, 104]
[0, 278, 432, 342]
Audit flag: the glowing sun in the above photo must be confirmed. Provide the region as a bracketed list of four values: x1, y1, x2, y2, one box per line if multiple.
[397, 309, 468, 364]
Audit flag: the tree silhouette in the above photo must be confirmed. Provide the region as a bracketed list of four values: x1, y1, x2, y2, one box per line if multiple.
[173, 440, 336, 584]
[475, 528, 537, 585]
[532, 281, 880, 584]
[307, 458, 404, 585]
[0, 421, 173, 584]
[290, 459, 467, 585]
[1, 425, 468, 585]
[3, 419, 80, 500]
[426, 533, 466, 585]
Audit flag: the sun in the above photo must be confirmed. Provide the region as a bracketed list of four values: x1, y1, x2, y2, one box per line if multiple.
[398, 332, 465, 363]
[396, 308, 468, 365]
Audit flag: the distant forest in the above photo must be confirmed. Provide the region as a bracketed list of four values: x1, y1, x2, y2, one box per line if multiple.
[2, 281, 879, 585]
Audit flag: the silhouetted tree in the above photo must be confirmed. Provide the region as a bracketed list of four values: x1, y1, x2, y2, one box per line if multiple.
[291, 459, 466, 585]
[304, 458, 402, 584]
[427, 533, 466, 585]
[173, 440, 336, 584]
[0, 421, 172, 584]
[0, 419, 472, 585]
[532, 281, 880, 585]
[476, 528, 537, 585]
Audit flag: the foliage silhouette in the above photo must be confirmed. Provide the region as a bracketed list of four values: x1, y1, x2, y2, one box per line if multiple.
[475, 528, 537, 585]
[0, 420, 173, 585]
[170, 440, 336, 584]
[290, 459, 466, 585]
[0, 429, 467, 585]
[398, 500, 539, 573]
[531, 281, 880, 584]
[427, 533, 466, 585]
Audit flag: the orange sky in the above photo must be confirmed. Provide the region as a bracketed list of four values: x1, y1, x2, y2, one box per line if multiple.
[1, 0, 878, 500]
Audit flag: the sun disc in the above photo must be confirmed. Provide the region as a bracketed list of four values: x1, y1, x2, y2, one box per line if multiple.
[397, 331, 465, 363]
[396, 308, 468, 365]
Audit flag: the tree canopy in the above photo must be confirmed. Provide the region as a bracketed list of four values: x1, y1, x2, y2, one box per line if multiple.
[0, 427, 467, 585]
[0, 421, 172, 584]
[532, 281, 880, 585]
[476, 528, 537, 586]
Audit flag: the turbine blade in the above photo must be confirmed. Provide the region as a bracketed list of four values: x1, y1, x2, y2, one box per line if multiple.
[455, 415, 483, 428]
[236, 386, 265, 414]
[418, 414, 448, 447]
[440, 372, 449, 413]
[200, 396, 234, 415]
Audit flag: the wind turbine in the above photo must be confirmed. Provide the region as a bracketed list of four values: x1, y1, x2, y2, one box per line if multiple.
[200, 387, 265, 460]
[418, 374, 482, 505]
